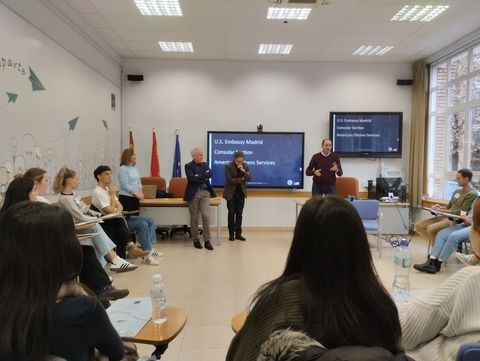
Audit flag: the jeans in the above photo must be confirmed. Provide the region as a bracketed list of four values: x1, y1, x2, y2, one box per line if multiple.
[312, 183, 336, 196]
[227, 192, 245, 236]
[188, 189, 211, 242]
[431, 223, 471, 260]
[126, 215, 155, 251]
[78, 223, 116, 266]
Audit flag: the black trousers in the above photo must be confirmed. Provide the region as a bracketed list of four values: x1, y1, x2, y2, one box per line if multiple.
[227, 192, 245, 236]
[100, 217, 130, 259]
[79, 245, 111, 293]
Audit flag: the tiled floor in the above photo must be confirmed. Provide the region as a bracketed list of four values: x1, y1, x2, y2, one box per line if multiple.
[109, 229, 464, 361]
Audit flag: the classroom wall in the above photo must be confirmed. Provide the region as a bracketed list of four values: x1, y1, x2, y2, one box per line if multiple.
[123, 58, 412, 227]
[0, 3, 122, 197]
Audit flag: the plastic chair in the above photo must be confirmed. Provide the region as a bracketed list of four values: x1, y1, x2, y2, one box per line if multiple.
[457, 342, 480, 361]
[336, 177, 359, 199]
[351, 199, 383, 258]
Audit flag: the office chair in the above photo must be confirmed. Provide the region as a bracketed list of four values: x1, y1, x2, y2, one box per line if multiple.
[351, 199, 383, 258]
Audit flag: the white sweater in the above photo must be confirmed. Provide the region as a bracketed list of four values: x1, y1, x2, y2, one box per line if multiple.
[400, 267, 480, 361]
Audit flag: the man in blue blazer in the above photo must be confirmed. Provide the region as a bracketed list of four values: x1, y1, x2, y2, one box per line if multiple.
[184, 148, 216, 250]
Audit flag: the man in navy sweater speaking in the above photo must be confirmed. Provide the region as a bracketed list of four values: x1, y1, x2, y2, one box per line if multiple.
[306, 139, 343, 196]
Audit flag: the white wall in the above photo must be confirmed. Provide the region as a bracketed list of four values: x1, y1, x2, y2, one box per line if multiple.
[123, 58, 412, 227]
[0, 3, 122, 196]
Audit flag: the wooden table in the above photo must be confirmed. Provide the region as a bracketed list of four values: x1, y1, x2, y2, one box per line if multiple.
[231, 309, 249, 333]
[122, 306, 187, 359]
[140, 197, 222, 242]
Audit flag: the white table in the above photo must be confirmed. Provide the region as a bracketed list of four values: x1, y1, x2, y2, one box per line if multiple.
[140, 197, 222, 242]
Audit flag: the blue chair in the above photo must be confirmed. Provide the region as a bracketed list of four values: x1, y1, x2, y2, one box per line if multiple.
[457, 342, 480, 361]
[351, 199, 383, 258]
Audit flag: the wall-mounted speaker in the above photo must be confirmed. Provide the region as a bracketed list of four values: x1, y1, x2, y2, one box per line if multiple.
[127, 74, 144, 81]
[396, 79, 413, 86]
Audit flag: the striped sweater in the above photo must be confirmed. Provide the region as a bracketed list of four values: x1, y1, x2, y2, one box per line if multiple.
[400, 267, 480, 361]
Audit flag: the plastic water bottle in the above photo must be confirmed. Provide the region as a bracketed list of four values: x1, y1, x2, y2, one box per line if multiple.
[150, 274, 167, 324]
[392, 238, 412, 295]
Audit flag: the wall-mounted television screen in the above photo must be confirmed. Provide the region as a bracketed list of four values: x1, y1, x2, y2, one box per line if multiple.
[329, 112, 402, 158]
[207, 131, 304, 189]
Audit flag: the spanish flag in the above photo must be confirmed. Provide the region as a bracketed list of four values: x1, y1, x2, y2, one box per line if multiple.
[129, 128, 135, 151]
[150, 129, 160, 177]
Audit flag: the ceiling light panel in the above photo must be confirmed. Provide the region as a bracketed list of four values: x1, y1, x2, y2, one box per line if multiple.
[352, 46, 394, 56]
[134, 0, 183, 16]
[391, 5, 449, 22]
[267, 7, 312, 20]
[159, 42, 193, 52]
[258, 44, 293, 55]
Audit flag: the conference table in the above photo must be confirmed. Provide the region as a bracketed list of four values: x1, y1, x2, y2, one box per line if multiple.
[140, 197, 222, 242]
[121, 306, 188, 359]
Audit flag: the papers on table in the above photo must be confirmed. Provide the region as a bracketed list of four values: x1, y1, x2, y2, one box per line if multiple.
[75, 219, 103, 227]
[100, 212, 123, 220]
[107, 297, 152, 337]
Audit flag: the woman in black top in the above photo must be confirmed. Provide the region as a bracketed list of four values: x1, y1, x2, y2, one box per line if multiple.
[0, 202, 125, 361]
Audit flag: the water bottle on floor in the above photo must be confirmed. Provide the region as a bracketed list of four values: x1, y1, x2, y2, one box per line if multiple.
[151, 274, 167, 324]
[392, 238, 412, 295]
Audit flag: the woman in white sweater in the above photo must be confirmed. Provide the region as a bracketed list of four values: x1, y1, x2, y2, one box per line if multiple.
[53, 167, 136, 273]
[400, 266, 480, 361]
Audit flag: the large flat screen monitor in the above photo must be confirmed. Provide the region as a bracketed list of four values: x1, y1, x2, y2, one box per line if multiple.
[330, 112, 402, 158]
[207, 131, 304, 189]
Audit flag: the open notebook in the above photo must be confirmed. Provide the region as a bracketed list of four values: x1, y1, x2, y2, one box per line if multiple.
[106, 297, 152, 337]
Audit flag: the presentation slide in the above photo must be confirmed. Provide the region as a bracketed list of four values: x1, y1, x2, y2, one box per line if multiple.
[207, 131, 304, 189]
[330, 112, 402, 157]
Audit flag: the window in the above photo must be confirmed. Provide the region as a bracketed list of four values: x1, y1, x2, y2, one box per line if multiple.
[428, 43, 480, 198]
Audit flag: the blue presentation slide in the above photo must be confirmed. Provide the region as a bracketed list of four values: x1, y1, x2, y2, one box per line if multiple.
[331, 113, 401, 155]
[207, 132, 304, 189]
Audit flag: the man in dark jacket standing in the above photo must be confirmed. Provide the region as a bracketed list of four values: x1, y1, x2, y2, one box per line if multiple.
[223, 151, 251, 241]
[184, 147, 216, 250]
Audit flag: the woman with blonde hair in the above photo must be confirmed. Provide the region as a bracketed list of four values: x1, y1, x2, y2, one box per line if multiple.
[117, 148, 162, 265]
[53, 167, 137, 272]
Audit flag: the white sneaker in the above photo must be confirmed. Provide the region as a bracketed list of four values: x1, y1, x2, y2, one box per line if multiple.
[110, 258, 137, 272]
[456, 252, 480, 266]
[150, 249, 164, 257]
[142, 255, 159, 266]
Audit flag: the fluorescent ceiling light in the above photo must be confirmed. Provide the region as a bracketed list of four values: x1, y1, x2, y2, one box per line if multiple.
[352, 46, 394, 56]
[159, 41, 193, 52]
[258, 43, 293, 55]
[391, 5, 449, 22]
[134, 0, 182, 16]
[267, 7, 312, 20]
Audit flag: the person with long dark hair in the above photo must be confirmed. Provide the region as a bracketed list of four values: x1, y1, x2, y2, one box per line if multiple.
[0, 176, 37, 212]
[0, 202, 125, 361]
[227, 196, 404, 361]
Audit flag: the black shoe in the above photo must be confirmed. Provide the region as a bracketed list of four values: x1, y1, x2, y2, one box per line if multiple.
[235, 235, 246, 241]
[204, 241, 214, 251]
[96, 285, 129, 301]
[229, 234, 235, 241]
[433, 259, 443, 272]
[413, 258, 438, 274]
[193, 240, 203, 249]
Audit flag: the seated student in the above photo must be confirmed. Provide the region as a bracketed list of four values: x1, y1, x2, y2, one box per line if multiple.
[53, 167, 137, 272]
[91, 165, 148, 260]
[117, 148, 162, 265]
[0, 174, 128, 303]
[23, 167, 50, 203]
[415, 169, 478, 246]
[0, 202, 125, 361]
[226, 196, 406, 361]
[414, 195, 479, 274]
[400, 267, 480, 361]
[456, 198, 480, 265]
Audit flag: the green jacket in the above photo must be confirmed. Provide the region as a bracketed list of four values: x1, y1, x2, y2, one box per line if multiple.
[447, 187, 478, 215]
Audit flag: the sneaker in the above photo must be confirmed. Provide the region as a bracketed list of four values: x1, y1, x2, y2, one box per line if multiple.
[110, 258, 137, 273]
[456, 252, 480, 266]
[96, 285, 129, 301]
[150, 249, 164, 257]
[127, 244, 149, 259]
[193, 240, 203, 249]
[142, 255, 159, 266]
[204, 241, 214, 251]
